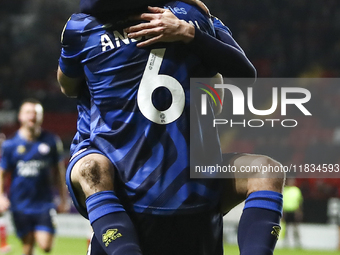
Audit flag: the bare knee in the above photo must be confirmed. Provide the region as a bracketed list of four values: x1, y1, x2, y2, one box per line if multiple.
[247, 156, 285, 196]
[79, 159, 103, 189]
[72, 154, 115, 197]
[34, 232, 53, 254]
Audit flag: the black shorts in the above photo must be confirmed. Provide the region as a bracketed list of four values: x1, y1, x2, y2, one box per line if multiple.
[129, 210, 224, 255]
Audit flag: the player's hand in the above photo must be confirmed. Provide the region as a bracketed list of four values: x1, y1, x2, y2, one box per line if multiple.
[181, 0, 210, 16]
[0, 195, 10, 213]
[125, 6, 195, 47]
[57, 200, 71, 213]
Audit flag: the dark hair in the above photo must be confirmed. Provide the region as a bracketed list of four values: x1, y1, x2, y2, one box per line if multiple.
[19, 98, 43, 110]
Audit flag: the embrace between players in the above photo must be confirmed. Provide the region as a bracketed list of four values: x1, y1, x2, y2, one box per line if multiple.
[57, 0, 285, 255]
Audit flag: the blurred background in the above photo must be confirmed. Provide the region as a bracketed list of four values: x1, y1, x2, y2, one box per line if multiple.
[1, 0, 340, 252]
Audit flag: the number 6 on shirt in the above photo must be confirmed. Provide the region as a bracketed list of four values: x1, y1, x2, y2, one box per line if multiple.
[137, 48, 185, 124]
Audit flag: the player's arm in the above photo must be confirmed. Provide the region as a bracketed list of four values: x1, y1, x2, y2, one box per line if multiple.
[57, 66, 84, 98]
[0, 169, 10, 213]
[126, 7, 196, 45]
[58, 15, 86, 97]
[0, 142, 11, 213]
[52, 137, 69, 213]
[52, 162, 69, 213]
[126, 6, 256, 80]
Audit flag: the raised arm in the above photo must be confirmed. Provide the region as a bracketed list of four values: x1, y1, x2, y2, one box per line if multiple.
[126, 6, 256, 80]
[191, 18, 256, 79]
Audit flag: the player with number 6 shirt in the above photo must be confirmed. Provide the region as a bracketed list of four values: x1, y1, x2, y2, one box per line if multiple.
[57, 1, 283, 255]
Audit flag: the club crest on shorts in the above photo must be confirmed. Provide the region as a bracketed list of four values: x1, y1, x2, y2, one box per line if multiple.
[271, 226, 281, 239]
[102, 229, 122, 247]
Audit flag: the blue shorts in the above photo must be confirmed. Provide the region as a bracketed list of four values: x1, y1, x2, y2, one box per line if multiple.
[66, 147, 107, 219]
[12, 209, 56, 239]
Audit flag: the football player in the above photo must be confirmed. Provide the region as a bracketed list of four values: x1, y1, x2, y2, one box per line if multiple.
[58, 1, 283, 255]
[0, 99, 69, 255]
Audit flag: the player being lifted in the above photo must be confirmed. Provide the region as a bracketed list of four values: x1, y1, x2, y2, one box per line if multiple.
[58, 1, 284, 254]
[59, 3, 221, 254]
[0, 99, 69, 255]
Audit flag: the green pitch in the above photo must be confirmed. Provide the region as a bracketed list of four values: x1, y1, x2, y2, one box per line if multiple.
[6, 235, 88, 255]
[4, 236, 340, 255]
[223, 244, 340, 255]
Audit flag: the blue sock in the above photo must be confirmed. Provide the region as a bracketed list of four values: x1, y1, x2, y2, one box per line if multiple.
[86, 191, 142, 255]
[87, 233, 107, 255]
[238, 191, 283, 255]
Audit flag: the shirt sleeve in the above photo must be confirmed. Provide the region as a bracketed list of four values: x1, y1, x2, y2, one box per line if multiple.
[59, 15, 85, 78]
[212, 17, 245, 54]
[188, 16, 256, 79]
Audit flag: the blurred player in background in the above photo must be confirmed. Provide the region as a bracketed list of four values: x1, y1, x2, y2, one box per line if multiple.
[0, 99, 69, 255]
[282, 178, 303, 248]
[58, 1, 283, 255]
[0, 133, 10, 254]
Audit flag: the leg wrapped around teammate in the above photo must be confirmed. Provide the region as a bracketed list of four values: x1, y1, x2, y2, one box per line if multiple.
[69, 153, 142, 255]
[238, 191, 283, 255]
[221, 154, 285, 255]
[87, 191, 142, 255]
